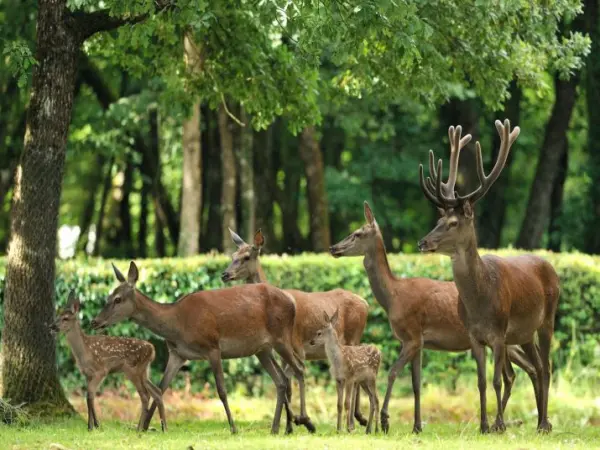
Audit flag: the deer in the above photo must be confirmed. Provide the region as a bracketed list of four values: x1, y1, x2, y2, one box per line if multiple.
[417, 120, 559, 433]
[310, 309, 381, 434]
[221, 228, 370, 430]
[330, 201, 541, 434]
[49, 291, 167, 432]
[90, 261, 308, 435]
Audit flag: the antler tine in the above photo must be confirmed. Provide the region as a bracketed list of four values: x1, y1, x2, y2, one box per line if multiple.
[443, 125, 472, 197]
[428, 150, 438, 181]
[419, 164, 445, 208]
[459, 119, 520, 204]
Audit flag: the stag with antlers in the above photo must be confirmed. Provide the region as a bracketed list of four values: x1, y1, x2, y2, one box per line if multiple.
[418, 120, 559, 433]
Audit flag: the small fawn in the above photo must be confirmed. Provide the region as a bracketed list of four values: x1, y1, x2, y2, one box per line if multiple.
[50, 291, 167, 432]
[310, 309, 381, 434]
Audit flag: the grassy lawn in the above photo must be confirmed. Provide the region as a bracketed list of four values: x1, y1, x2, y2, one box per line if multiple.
[2, 380, 599, 449]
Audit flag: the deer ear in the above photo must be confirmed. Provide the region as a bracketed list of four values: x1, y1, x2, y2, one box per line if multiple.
[127, 261, 139, 285]
[462, 200, 474, 219]
[331, 308, 340, 326]
[322, 311, 330, 323]
[253, 229, 265, 249]
[437, 207, 446, 217]
[67, 291, 80, 313]
[229, 228, 246, 248]
[112, 263, 126, 283]
[364, 201, 375, 224]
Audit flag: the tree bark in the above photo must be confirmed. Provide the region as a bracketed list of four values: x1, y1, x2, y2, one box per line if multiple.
[516, 74, 580, 249]
[547, 143, 568, 252]
[298, 126, 330, 251]
[477, 81, 521, 248]
[238, 107, 255, 241]
[1, 0, 77, 413]
[253, 123, 276, 252]
[116, 156, 134, 256]
[178, 101, 202, 256]
[200, 106, 222, 251]
[218, 104, 237, 253]
[92, 156, 114, 256]
[584, 0, 600, 254]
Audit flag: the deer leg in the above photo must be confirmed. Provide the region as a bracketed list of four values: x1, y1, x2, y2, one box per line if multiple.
[336, 379, 344, 433]
[270, 354, 295, 434]
[372, 379, 380, 433]
[537, 327, 554, 433]
[411, 349, 423, 434]
[208, 349, 237, 434]
[280, 361, 293, 404]
[380, 342, 419, 434]
[344, 382, 354, 432]
[361, 380, 376, 434]
[348, 383, 358, 430]
[353, 384, 368, 427]
[257, 350, 291, 435]
[501, 348, 516, 416]
[274, 342, 315, 433]
[490, 342, 507, 433]
[470, 338, 489, 434]
[146, 380, 167, 432]
[86, 375, 103, 431]
[129, 374, 151, 432]
[517, 342, 543, 428]
[142, 350, 186, 431]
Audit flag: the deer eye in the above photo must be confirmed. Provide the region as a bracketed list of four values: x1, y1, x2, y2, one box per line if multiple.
[244, 256, 250, 261]
[448, 220, 458, 228]
[114, 297, 122, 304]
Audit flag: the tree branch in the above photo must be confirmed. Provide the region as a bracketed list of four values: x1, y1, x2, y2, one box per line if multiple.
[72, 9, 148, 42]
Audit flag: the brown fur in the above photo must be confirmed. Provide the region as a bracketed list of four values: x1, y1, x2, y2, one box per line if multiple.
[330, 201, 540, 434]
[91, 262, 305, 435]
[222, 228, 369, 429]
[418, 120, 559, 433]
[311, 310, 381, 434]
[50, 292, 166, 432]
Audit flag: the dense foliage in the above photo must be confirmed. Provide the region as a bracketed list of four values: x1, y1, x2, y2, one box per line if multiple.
[0, 252, 597, 394]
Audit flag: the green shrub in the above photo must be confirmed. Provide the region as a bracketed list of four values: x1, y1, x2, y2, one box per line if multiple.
[0, 251, 598, 394]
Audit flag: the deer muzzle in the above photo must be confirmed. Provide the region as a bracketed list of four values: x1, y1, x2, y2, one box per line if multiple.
[90, 319, 106, 331]
[418, 238, 436, 253]
[329, 245, 342, 258]
[221, 271, 233, 282]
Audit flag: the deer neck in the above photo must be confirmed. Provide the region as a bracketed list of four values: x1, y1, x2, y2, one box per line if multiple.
[363, 232, 395, 313]
[131, 290, 180, 341]
[451, 231, 488, 313]
[323, 331, 345, 380]
[65, 322, 93, 367]
[246, 260, 268, 284]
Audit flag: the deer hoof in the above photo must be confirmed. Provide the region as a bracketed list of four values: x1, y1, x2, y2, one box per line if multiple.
[412, 424, 422, 434]
[537, 420, 552, 434]
[480, 422, 490, 434]
[294, 415, 316, 433]
[161, 421, 167, 432]
[490, 421, 506, 433]
[355, 415, 368, 427]
[380, 411, 390, 434]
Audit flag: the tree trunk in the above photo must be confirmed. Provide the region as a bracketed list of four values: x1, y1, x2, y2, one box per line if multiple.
[253, 123, 276, 252]
[138, 168, 149, 257]
[200, 106, 222, 251]
[298, 125, 330, 251]
[439, 98, 481, 193]
[116, 156, 134, 257]
[584, 0, 600, 254]
[547, 143, 568, 252]
[178, 101, 202, 256]
[477, 81, 521, 248]
[238, 107, 255, 241]
[218, 104, 237, 253]
[1, 0, 76, 413]
[92, 157, 114, 256]
[516, 73, 580, 249]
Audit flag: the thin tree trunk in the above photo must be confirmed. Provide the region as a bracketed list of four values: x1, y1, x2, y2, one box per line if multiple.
[218, 104, 237, 253]
[477, 82, 521, 248]
[253, 123, 276, 252]
[138, 171, 149, 257]
[439, 98, 481, 193]
[201, 106, 222, 251]
[1, 0, 76, 412]
[238, 107, 255, 241]
[547, 143, 568, 252]
[298, 125, 330, 251]
[93, 156, 114, 256]
[178, 101, 202, 256]
[116, 155, 134, 257]
[516, 73, 580, 249]
[585, 0, 600, 254]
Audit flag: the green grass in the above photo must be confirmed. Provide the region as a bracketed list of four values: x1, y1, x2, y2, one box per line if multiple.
[2, 379, 598, 449]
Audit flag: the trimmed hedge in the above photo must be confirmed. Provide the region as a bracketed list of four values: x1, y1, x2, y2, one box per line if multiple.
[0, 251, 599, 393]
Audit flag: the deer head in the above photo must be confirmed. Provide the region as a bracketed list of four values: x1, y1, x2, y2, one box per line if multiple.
[329, 201, 379, 258]
[417, 120, 520, 255]
[91, 261, 139, 331]
[309, 308, 340, 347]
[221, 229, 264, 282]
[50, 290, 81, 334]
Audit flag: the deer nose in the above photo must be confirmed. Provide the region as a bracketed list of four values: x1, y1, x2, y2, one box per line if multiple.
[417, 239, 427, 252]
[221, 272, 231, 282]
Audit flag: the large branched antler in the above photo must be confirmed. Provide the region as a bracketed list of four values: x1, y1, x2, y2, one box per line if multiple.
[419, 119, 520, 208]
[419, 125, 472, 208]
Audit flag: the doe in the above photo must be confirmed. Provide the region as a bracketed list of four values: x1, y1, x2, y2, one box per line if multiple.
[310, 309, 381, 434]
[50, 291, 166, 432]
